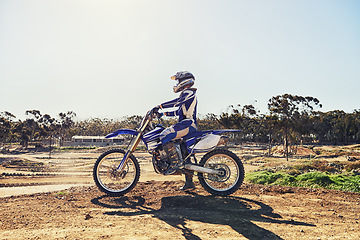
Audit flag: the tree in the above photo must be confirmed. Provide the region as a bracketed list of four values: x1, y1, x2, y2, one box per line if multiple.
[197, 113, 222, 130]
[268, 94, 322, 160]
[25, 110, 44, 143]
[57, 111, 76, 146]
[0, 111, 16, 144]
[218, 104, 262, 143]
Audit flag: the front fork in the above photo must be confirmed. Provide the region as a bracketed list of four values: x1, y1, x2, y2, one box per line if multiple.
[117, 118, 150, 171]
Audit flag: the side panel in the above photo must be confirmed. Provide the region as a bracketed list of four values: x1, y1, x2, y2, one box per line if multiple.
[191, 134, 221, 153]
[185, 129, 241, 153]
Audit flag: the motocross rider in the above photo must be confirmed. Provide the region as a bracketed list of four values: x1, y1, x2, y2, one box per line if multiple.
[153, 71, 197, 190]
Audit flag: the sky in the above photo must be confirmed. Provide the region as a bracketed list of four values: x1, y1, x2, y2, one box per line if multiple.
[1, 0, 360, 121]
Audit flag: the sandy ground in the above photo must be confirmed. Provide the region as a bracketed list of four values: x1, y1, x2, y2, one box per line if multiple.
[0, 182, 359, 240]
[0, 148, 359, 239]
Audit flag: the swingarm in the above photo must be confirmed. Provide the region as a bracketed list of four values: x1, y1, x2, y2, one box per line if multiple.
[184, 164, 224, 175]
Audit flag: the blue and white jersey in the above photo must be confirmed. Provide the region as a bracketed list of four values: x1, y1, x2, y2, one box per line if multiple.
[160, 88, 198, 125]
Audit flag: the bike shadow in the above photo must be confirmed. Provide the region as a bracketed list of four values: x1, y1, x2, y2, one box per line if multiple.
[91, 193, 315, 240]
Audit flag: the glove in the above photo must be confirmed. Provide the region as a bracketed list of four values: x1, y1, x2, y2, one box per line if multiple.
[152, 106, 160, 114]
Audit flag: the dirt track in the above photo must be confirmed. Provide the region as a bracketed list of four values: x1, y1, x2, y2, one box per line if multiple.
[1, 148, 360, 239]
[1, 181, 359, 239]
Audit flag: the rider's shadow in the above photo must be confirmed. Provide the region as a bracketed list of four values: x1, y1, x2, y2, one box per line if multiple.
[91, 193, 315, 240]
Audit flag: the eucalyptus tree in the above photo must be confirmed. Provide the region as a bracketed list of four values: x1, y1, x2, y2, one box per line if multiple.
[218, 104, 261, 143]
[57, 111, 76, 145]
[197, 113, 222, 131]
[0, 111, 16, 143]
[268, 94, 322, 160]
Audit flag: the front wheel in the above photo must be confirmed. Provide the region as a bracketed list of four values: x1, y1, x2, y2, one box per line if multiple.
[198, 149, 244, 196]
[93, 149, 140, 196]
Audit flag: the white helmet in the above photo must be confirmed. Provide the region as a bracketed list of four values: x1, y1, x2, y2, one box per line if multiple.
[171, 71, 195, 93]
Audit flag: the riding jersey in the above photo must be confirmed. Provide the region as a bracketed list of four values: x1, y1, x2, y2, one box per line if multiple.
[159, 88, 198, 125]
[158, 88, 198, 144]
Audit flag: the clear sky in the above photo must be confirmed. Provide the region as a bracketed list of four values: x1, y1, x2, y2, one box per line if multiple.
[1, 0, 360, 120]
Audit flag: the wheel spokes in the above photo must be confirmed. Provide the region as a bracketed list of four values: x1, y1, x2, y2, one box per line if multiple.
[97, 153, 136, 192]
[203, 154, 240, 191]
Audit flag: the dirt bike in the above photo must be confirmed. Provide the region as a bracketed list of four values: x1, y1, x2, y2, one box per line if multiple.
[93, 109, 245, 196]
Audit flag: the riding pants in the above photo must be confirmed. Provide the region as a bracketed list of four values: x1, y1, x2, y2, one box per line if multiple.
[160, 119, 197, 144]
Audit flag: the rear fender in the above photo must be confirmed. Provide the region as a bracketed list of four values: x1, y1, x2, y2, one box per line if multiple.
[211, 129, 242, 135]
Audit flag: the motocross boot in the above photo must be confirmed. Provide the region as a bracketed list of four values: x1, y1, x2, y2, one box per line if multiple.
[180, 171, 195, 191]
[162, 142, 184, 175]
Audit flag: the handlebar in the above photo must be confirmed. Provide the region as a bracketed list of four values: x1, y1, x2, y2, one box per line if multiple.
[148, 108, 163, 120]
[136, 109, 163, 132]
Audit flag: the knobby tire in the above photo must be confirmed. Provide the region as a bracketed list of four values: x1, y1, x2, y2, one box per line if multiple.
[93, 149, 140, 197]
[198, 148, 244, 196]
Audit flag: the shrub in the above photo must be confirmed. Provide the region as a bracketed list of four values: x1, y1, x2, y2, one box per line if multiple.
[246, 171, 290, 185]
[245, 171, 360, 193]
[296, 172, 334, 187]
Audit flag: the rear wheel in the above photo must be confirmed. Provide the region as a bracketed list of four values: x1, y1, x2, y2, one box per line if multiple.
[93, 149, 140, 196]
[198, 149, 244, 196]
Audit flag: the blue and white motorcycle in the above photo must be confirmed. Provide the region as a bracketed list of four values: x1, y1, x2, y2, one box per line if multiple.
[93, 109, 245, 196]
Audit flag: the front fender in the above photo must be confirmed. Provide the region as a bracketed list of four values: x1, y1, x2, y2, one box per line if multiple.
[105, 129, 138, 138]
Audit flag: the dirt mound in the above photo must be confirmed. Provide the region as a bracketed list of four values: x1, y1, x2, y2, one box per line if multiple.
[272, 146, 316, 156]
[295, 147, 316, 155]
[0, 181, 359, 239]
